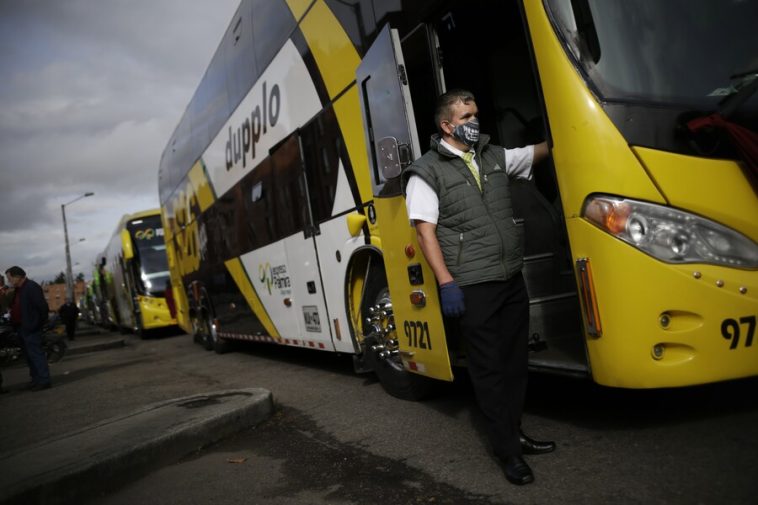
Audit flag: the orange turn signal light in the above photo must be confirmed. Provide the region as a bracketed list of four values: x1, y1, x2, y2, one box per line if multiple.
[405, 244, 416, 258]
[584, 198, 631, 235]
[576, 258, 602, 337]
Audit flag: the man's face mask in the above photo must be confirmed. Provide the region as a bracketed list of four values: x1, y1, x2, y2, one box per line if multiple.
[451, 117, 480, 146]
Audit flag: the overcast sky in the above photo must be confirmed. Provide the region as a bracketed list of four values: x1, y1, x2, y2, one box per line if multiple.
[0, 0, 240, 283]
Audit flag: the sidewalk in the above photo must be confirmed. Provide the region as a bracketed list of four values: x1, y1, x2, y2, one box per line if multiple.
[65, 322, 127, 356]
[0, 323, 274, 505]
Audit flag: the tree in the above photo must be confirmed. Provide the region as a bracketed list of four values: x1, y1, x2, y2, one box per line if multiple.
[53, 272, 66, 284]
[76, 272, 85, 282]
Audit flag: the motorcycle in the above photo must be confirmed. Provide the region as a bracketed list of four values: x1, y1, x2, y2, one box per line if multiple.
[0, 314, 68, 367]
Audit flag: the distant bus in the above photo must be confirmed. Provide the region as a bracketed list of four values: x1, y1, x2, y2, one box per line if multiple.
[95, 209, 176, 336]
[158, 0, 757, 397]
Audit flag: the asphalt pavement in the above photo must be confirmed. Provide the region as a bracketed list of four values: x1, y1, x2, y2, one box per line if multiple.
[0, 323, 273, 505]
[2, 323, 757, 505]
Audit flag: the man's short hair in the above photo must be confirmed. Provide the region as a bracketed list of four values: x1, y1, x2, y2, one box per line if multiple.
[5, 266, 26, 277]
[434, 89, 476, 134]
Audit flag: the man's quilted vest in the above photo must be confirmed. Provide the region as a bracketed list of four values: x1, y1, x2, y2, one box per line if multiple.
[402, 134, 524, 287]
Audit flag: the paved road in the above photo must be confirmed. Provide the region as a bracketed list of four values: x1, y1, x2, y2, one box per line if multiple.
[2, 329, 756, 504]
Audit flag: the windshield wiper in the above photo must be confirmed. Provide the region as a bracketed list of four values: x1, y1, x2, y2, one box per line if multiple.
[684, 70, 758, 193]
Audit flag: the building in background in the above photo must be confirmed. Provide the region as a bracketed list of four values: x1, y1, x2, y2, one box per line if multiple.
[43, 280, 86, 313]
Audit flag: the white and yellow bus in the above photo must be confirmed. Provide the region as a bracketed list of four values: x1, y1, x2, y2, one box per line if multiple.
[159, 0, 757, 397]
[95, 209, 176, 336]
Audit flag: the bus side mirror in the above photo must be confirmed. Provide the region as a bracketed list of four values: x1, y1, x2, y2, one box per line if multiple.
[121, 229, 134, 261]
[346, 213, 367, 237]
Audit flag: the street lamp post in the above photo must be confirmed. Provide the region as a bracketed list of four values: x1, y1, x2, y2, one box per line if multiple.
[62, 192, 94, 302]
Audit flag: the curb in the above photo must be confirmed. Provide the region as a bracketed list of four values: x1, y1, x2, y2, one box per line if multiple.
[66, 338, 127, 356]
[0, 388, 274, 505]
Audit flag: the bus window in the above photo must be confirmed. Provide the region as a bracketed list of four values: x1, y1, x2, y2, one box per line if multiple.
[401, 24, 444, 154]
[300, 107, 341, 224]
[251, 0, 297, 71]
[270, 134, 309, 238]
[241, 157, 276, 250]
[224, 1, 259, 108]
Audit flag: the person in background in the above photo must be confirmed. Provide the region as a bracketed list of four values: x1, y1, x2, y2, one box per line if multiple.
[5, 266, 51, 391]
[59, 299, 80, 341]
[0, 274, 14, 393]
[402, 89, 554, 485]
[0, 274, 14, 313]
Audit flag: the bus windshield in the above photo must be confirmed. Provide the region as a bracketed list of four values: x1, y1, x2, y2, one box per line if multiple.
[545, 0, 758, 110]
[127, 216, 170, 296]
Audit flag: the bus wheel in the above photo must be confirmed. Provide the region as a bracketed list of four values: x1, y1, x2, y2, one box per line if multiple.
[196, 306, 231, 354]
[191, 313, 204, 345]
[194, 307, 214, 351]
[209, 319, 232, 354]
[361, 266, 434, 401]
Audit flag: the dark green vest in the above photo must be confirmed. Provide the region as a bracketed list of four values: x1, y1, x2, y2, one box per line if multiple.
[402, 135, 524, 286]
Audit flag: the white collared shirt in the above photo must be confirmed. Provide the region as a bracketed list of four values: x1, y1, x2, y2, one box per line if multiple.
[405, 140, 534, 225]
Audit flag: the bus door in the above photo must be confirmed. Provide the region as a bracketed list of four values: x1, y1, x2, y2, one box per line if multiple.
[357, 25, 453, 381]
[266, 133, 334, 351]
[428, 2, 587, 375]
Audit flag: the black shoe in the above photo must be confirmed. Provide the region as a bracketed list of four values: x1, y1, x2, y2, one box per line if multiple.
[520, 431, 556, 455]
[502, 455, 534, 485]
[30, 382, 52, 392]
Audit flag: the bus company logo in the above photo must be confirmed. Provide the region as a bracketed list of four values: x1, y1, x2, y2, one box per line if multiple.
[134, 228, 164, 240]
[258, 262, 291, 295]
[226, 81, 281, 171]
[135, 229, 154, 240]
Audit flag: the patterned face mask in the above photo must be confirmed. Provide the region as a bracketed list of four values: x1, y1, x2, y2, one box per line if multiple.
[451, 117, 480, 146]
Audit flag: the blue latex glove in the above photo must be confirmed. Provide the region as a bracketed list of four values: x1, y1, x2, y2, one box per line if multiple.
[440, 281, 465, 317]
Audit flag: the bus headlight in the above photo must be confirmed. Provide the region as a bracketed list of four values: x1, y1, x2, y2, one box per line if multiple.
[582, 195, 758, 268]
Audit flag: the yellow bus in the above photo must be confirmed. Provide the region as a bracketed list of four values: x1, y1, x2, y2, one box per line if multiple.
[95, 209, 176, 336]
[159, 0, 757, 396]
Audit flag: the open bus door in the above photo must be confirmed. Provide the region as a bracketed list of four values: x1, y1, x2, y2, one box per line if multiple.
[357, 25, 453, 382]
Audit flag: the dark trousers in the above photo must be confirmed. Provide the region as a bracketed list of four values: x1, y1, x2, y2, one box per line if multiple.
[19, 329, 51, 385]
[64, 321, 76, 340]
[459, 274, 529, 458]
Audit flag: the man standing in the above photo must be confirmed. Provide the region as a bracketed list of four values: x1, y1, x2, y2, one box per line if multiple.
[5, 266, 51, 391]
[402, 89, 554, 485]
[59, 299, 80, 341]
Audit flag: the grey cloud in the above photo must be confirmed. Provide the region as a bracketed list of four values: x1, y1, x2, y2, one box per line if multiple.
[0, 0, 240, 281]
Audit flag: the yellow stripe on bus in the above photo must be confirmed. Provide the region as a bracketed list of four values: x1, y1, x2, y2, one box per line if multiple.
[285, 0, 312, 20]
[333, 87, 373, 204]
[294, 0, 360, 98]
[288, 0, 373, 204]
[188, 160, 215, 212]
[224, 257, 281, 339]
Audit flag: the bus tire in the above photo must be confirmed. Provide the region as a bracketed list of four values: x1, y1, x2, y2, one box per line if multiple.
[195, 306, 214, 351]
[192, 315, 203, 345]
[361, 262, 435, 401]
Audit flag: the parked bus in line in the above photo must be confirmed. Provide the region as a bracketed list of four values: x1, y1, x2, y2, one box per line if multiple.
[95, 209, 176, 336]
[158, 0, 757, 398]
